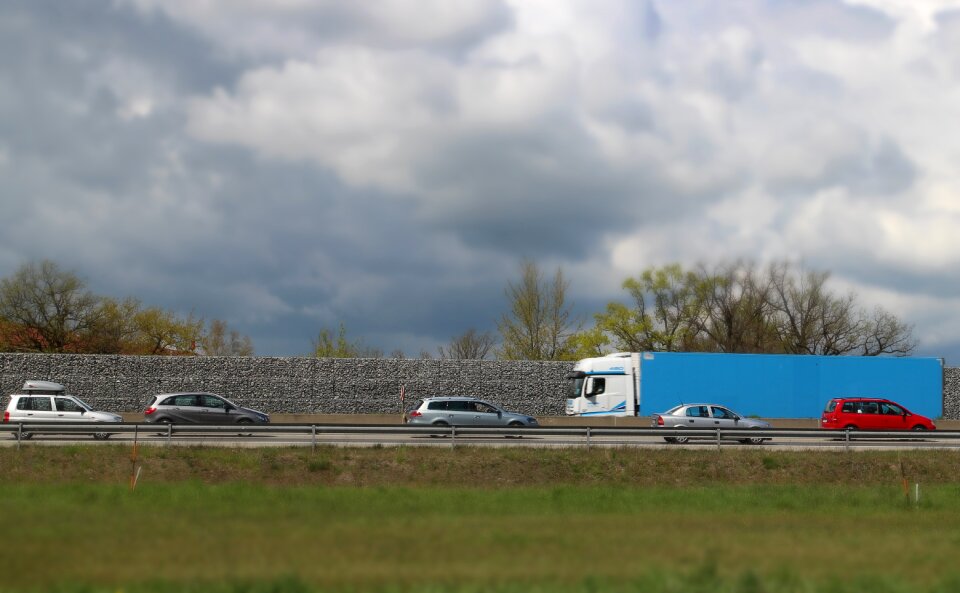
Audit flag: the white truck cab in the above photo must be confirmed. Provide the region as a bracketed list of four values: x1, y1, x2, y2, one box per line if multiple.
[565, 352, 641, 416]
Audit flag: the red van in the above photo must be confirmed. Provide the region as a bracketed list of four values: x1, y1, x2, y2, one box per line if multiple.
[821, 397, 936, 431]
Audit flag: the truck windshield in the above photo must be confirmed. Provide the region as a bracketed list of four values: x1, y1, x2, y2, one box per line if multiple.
[567, 378, 584, 399]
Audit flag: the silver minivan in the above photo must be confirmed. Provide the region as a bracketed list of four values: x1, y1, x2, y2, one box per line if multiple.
[3, 380, 123, 440]
[405, 396, 538, 427]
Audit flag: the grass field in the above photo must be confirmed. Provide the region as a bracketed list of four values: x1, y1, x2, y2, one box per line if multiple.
[3, 445, 960, 592]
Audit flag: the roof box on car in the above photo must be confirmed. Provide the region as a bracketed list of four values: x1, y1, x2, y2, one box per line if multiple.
[21, 380, 65, 394]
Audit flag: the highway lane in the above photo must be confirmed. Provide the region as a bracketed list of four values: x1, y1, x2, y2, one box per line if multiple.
[4, 429, 960, 450]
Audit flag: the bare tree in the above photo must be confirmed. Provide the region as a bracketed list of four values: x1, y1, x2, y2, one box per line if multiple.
[694, 261, 777, 353]
[201, 319, 255, 356]
[0, 260, 102, 352]
[439, 328, 497, 359]
[498, 260, 579, 360]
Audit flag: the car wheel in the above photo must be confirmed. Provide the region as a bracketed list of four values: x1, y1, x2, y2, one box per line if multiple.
[155, 418, 173, 436]
[236, 418, 254, 436]
[674, 429, 689, 445]
[911, 425, 927, 432]
[11, 431, 33, 440]
[742, 429, 765, 445]
[93, 432, 111, 441]
[506, 420, 525, 439]
[430, 420, 449, 438]
[663, 437, 677, 444]
[844, 424, 858, 431]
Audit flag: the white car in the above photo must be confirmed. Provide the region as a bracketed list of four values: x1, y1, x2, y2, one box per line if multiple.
[3, 380, 122, 440]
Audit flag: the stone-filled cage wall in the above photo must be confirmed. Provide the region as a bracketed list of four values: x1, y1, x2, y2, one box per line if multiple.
[2, 354, 958, 418]
[0, 354, 574, 416]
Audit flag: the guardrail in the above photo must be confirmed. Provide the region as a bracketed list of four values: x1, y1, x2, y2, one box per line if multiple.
[0, 422, 956, 450]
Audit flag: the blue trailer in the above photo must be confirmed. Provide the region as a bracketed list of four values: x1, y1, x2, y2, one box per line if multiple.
[564, 352, 943, 419]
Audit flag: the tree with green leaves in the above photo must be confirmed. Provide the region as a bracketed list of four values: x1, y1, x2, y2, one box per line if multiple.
[313, 323, 382, 358]
[498, 260, 579, 360]
[578, 261, 916, 357]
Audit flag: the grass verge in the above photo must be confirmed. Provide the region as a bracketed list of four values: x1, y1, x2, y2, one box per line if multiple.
[2, 446, 960, 592]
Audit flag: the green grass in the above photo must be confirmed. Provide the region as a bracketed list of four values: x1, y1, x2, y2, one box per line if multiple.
[3, 446, 960, 592]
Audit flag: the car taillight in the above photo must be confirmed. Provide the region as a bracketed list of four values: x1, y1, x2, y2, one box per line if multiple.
[409, 410, 422, 418]
[144, 406, 157, 415]
[2, 410, 8, 423]
[656, 415, 664, 426]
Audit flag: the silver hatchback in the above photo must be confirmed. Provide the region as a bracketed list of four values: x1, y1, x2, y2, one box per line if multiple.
[143, 392, 269, 425]
[405, 397, 539, 427]
[652, 403, 771, 445]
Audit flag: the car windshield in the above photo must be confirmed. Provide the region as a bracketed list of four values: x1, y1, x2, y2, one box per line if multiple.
[824, 400, 838, 413]
[70, 397, 94, 411]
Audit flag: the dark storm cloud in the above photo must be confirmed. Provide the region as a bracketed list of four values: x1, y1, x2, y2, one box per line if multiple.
[2, 0, 960, 361]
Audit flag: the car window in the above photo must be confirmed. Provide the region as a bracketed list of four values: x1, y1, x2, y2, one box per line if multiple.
[685, 405, 709, 418]
[55, 398, 84, 412]
[17, 396, 52, 411]
[841, 401, 859, 413]
[861, 401, 879, 414]
[447, 401, 474, 412]
[475, 402, 498, 413]
[163, 394, 199, 407]
[880, 402, 903, 415]
[427, 400, 448, 411]
[711, 407, 735, 419]
[201, 394, 226, 408]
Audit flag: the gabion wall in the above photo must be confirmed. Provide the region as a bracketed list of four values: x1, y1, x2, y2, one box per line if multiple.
[2, 353, 958, 418]
[0, 354, 574, 416]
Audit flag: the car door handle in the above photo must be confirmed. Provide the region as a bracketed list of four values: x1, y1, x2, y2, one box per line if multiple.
[714, 421, 720, 425]
[688, 419, 694, 423]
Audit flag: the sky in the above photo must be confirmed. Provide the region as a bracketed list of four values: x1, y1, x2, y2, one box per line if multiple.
[3, 0, 960, 362]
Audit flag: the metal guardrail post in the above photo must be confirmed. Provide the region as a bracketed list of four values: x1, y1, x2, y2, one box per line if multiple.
[16, 423, 22, 450]
[845, 428, 850, 452]
[586, 426, 591, 449]
[311, 425, 316, 452]
[716, 428, 721, 450]
[451, 425, 457, 448]
[166, 423, 172, 445]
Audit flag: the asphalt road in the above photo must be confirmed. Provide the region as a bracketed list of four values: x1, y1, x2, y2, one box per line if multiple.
[4, 428, 959, 450]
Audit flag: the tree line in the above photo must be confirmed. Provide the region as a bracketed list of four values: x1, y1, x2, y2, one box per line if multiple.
[0, 258, 916, 361]
[0, 260, 253, 356]
[318, 259, 916, 360]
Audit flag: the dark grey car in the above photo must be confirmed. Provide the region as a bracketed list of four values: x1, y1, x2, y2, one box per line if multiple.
[143, 392, 269, 425]
[405, 397, 538, 427]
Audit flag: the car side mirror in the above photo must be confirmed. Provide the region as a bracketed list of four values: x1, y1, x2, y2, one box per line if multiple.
[225, 405, 234, 412]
